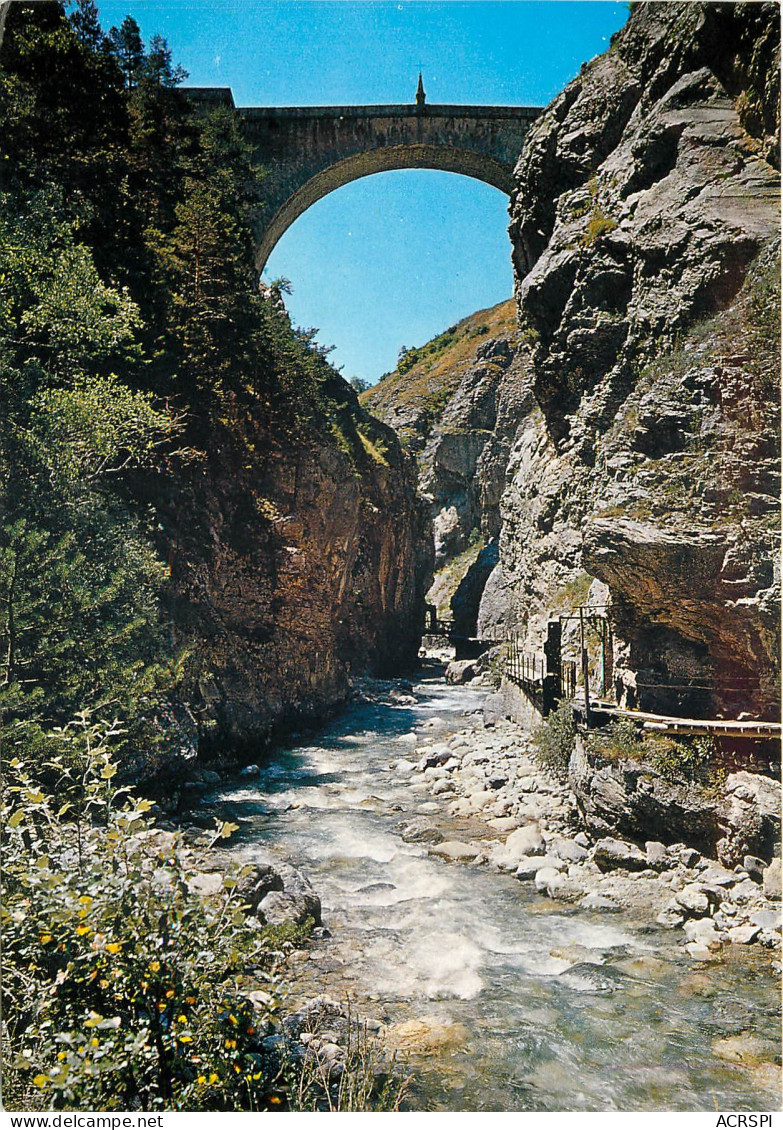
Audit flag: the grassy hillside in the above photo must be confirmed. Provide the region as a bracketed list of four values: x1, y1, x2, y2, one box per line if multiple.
[361, 298, 516, 453]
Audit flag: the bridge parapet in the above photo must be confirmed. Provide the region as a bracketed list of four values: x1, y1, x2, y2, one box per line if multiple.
[183, 86, 541, 270]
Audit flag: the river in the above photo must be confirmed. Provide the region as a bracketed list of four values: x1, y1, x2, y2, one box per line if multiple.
[213, 668, 781, 1112]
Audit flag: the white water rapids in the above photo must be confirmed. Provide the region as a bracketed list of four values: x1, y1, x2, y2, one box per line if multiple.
[212, 673, 781, 1111]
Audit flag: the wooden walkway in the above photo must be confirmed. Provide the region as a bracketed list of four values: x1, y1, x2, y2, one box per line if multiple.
[575, 699, 781, 740]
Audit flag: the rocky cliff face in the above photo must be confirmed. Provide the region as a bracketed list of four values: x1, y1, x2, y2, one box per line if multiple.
[485, 0, 780, 719]
[363, 300, 532, 568]
[159, 302, 432, 753]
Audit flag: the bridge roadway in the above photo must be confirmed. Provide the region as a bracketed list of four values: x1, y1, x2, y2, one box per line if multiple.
[184, 85, 541, 269]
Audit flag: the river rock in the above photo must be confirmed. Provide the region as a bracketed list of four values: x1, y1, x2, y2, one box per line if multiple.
[731, 878, 763, 905]
[545, 873, 586, 903]
[727, 924, 762, 945]
[260, 863, 322, 926]
[657, 901, 687, 928]
[445, 660, 478, 685]
[515, 854, 564, 881]
[763, 858, 781, 900]
[749, 908, 782, 932]
[717, 772, 781, 868]
[534, 865, 562, 893]
[400, 820, 442, 844]
[742, 855, 767, 882]
[684, 919, 721, 948]
[488, 816, 520, 832]
[700, 865, 736, 888]
[558, 962, 625, 994]
[385, 1017, 469, 1053]
[493, 823, 546, 870]
[235, 862, 285, 912]
[549, 836, 589, 862]
[685, 943, 714, 962]
[197, 769, 223, 786]
[418, 745, 452, 769]
[592, 837, 648, 873]
[429, 841, 479, 862]
[712, 1033, 777, 1068]
[187, 871, 224, 897]
[579, 892, 622, 912]
[394, 758, 416, 774]
[675, 884, 714, 918]
[645, 841, 668, 870]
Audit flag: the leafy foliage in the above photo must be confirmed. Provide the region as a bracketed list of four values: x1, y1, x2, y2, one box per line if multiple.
[0, 3, 417, 1112]
[532, 699, 577, 779]
[1, 719, 282, 1111]
[586, 720, 717, 783]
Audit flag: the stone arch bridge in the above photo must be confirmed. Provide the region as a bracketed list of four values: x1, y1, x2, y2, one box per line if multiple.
[185, 83, 541, 271]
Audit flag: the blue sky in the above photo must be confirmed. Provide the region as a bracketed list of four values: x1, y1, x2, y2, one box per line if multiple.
[95, 2, 628, 381]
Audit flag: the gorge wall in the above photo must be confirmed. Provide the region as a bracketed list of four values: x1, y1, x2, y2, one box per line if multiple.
[157, 299, 433, 754]
[497, 0, 780, 720]
[369, 1, 780, 721]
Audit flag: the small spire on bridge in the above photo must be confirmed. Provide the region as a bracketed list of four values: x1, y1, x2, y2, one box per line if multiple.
[415, 72, 426, 111]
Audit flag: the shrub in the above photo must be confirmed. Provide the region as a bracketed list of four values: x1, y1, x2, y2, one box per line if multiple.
[532, 699, 576, 779]
[586, 722, 717, 784]
[1, 715, 282, 1111]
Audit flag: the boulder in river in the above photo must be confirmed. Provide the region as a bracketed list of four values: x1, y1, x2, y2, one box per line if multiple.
[592, 837, 648, 873]
[493, 823, 546, 870]
[429, 840, 480, 862]
[445, 660, 478, 685]
[259, 862, 322, 926]
[235, 862, 285, 913]
[385, 1016, 469, 1053]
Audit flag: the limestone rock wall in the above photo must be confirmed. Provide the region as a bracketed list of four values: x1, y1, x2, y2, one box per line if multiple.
[494, 0, 780, 718]
[363, 299, 535, 597]
[159, 353, 432, 754]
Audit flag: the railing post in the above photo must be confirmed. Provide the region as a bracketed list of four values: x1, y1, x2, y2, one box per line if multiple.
[580, 605, 591, 727]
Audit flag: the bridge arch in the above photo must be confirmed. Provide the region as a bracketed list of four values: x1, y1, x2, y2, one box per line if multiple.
[184, 88, 541, 274]
[255, 144, 515, 272]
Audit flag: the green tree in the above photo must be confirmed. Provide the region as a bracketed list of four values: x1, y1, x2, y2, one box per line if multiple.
[107, 15, 144, 88]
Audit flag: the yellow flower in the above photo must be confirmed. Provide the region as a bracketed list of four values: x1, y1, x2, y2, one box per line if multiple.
[178, 1035, 193, 1044]
[39, 933, 52, 944]
[33, 1074, 48, 1088]
[76, 926, 90, 936]
[177, 1014, 187, 1023]
[99, 979, 109, 989]
[228, 1014, 237, 1026]
[57, 1052, 67, 1062]
[90, 1038, 99, 1048]
[209, 1073, 219, 1085]
[224, 1039, 236, 1049]
[165, 989, 175, 999]
[269, 1096, 281, 1105]
[197, 1075, 206, 1085]
[106, 943, 121, 954]
[149, 961, 161, 973]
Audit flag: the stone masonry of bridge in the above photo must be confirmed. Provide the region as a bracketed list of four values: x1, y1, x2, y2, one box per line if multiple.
[185, 83, 541, 270]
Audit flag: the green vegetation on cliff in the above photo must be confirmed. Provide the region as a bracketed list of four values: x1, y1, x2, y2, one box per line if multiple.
[361, 298, 516, 454]
[0, 2, 412, 1111]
